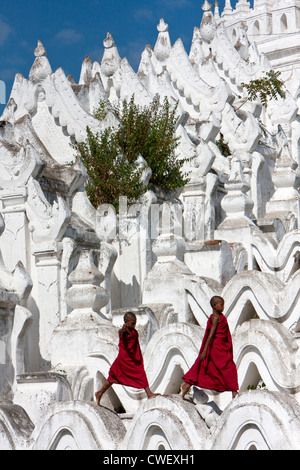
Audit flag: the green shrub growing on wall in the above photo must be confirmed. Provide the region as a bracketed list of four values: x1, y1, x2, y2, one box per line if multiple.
[216, 70, 286, 157]
[241, 70, 285, 108]
[73, 94, 190, 211]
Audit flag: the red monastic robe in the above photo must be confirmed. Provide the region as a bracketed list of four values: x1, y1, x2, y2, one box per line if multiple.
[108, 329, 149, 389]
[183, 313, 238, 392]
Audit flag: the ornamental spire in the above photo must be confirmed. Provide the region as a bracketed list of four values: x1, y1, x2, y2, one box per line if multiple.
[224, 0, 232, 9]
[154, 18, 171, 62]
[29, 40, 52, 82]
[101, 32, 121, 77]
[200, 0, 216, 43]
[202, 0, 212, 13]
[214, 1, 220, 21]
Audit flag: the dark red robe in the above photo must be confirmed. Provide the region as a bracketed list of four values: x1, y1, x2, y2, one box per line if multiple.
[183, 313, 238, 392]
[108, 328, 149, 389]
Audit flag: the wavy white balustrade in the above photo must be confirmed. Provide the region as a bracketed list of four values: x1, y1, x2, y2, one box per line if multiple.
[2, 387, 300, 449]
[252, 230, 300, 282]
[186, 269, 300, 331]
[32, 401, 126, 450]
[233, 320, 300, 396]
[210, 391, 300, 450]
[59, 315, 300, 417]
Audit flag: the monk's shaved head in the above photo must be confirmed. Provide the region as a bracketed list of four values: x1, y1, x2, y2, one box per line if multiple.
[124, 311, 136, 322]
[210, 296, 224, 307]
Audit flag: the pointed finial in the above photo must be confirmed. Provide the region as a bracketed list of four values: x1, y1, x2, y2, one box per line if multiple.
[200, 0, 216, 43]
[29, 40, 52, 82]
[214, 0, 220, 20]
[101, 32, 121, 77]
[103, 32, 115, 49]
[154, 18, 171, 61]
[34, 40, 47, 58]
[202, 0, 212, 12]
[157, 18, 169, 32]
[224, 0, 232, 11]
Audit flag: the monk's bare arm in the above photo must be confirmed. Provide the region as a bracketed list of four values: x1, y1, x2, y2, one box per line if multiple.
[119, 324, 130, 336]
[199, 314, 219, 360]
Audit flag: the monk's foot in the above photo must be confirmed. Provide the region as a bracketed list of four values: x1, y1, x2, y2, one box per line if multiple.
[95, 391, 102, 406]
[181, 382, 191, 400]
[147, 392, 160, 399]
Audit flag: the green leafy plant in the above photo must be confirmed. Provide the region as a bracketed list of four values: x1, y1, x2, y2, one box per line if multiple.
[241, 70, 285, 108]
[73, 94, 189, 210]
[215, 132, 231, 158]
[74, 127, 145, 211]
[247, 381, 267, 391]
[217, 70, 286, 157]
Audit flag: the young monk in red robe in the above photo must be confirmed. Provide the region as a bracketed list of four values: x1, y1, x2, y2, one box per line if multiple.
[181, 296, 239, 400]
[95, 312, 158, 405]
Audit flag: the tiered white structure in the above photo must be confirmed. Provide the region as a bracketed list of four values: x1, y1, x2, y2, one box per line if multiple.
[0, 0, 300, 450]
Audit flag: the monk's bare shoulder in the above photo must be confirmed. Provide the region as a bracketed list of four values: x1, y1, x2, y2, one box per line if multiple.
[211, 313, 220, 325]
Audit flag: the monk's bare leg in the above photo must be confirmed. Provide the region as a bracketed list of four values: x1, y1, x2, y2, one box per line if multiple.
[95, 380, 112, 405]
[180, 382, 191, 399]
[232, 391, 238, 399]
[145, 387, 160, 399]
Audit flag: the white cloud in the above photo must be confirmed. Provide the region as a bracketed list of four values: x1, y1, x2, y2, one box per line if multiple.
[159, 0, 192, 8]
[54, 29, 83, 45]
[0, 67, 18, 81]
[133, 9, 156, 23]
[0, 18, 12, 46]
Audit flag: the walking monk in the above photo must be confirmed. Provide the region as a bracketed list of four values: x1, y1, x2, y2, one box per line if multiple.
[181, 296, 239, 400]
[95, 311, 159, 405]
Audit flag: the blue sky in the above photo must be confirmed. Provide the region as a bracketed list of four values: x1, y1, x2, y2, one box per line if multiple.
[0, 0, 243, 114]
